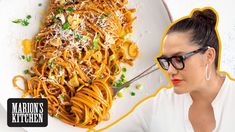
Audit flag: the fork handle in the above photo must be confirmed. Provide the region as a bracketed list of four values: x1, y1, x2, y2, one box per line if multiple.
[112, 64, 159, 96]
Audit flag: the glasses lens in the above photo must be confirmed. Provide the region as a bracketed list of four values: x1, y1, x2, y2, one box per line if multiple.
[171, 57, 184, 70]
[158, 58, 169, 70]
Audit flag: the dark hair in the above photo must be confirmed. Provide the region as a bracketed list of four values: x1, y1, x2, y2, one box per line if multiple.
[167, 9, 219, 69]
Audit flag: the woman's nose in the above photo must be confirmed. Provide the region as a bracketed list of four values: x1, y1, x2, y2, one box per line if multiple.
[167, 63, 178, 75]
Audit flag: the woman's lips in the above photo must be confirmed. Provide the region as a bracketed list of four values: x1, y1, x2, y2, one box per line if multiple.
[171, 79, 182, 85]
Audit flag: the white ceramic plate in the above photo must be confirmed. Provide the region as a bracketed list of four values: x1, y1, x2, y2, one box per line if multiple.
[0, 0, 170, 131]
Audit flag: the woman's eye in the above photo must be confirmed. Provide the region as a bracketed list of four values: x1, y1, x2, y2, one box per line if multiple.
[173, 57, 181, 62]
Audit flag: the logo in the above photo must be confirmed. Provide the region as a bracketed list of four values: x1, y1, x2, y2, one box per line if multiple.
[7, 98, 48, 127]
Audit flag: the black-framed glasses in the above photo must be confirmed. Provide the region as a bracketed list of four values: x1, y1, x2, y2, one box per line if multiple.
[157, 46, 210, 70]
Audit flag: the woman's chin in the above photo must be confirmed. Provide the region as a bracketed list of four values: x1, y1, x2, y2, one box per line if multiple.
[173, 86, 187, 94]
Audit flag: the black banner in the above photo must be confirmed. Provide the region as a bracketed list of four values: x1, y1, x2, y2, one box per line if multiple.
[7, 98, 48, 127]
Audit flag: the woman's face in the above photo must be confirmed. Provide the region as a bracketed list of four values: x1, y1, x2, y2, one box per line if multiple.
[162, 32, 208, 94]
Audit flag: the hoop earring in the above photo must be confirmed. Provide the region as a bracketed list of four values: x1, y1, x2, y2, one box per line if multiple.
[206, 64, 211, 80]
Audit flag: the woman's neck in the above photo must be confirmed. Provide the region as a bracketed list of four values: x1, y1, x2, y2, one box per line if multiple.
[190, 73, 225, 105]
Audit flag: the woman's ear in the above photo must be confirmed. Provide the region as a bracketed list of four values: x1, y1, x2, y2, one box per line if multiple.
[206, 47, 216, 64]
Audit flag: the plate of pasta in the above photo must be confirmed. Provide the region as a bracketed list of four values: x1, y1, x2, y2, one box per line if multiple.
[0, 0, 170, 131]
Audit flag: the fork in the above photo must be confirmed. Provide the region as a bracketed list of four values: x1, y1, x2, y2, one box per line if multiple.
[112, 63, 159, 97]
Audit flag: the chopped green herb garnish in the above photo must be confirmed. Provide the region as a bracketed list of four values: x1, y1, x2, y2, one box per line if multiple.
[114, 74, 126, 87]
[82, 36, 88, 42]
[35, 37, 42, 42]
[26, 56, 32, 62]
[100, 15, 105, 19]
[52, 15, 57, 22]
[48, 59, 55, 68]
[120, 74, 125, 81]
[117, 91, 123, 97]
[114, 81, 122, 87]
[125, 84, 130, 88]
[122, 67, 127, 72]
[60, 0, 66, 5]
[109, 78, 114, 84]
[87, 46, 92, 51]
[113, 64, 118, 70]
[113, 65, 118, 75]
[109, 54, 115, 62]
[57, 7, 64, 13]
[116, 46, 121, 51]
[93, 33, 100, 50]
[23, 69, 30, 74]
[136, 84, 143, 89]
[49, 75, 55, 80]
[38, 3, 42, 6]
[66, 7, 73, 12]
[50, 63, 55, 68]
[59, 94, 65, 102]
[62, 22, 70, 30]
[21, 20, 29, 26]
[130, 92, 136, 96]
[20, 55, 26, 61]
[26, 15, 32, 19]
[12, 19, 22, 24]
[12, 18, 29, 26]
[99, 76, 103, 80]
[114, 72, 119, 76]
[74, 33, 83, 41]
[20, 55, 33, 62]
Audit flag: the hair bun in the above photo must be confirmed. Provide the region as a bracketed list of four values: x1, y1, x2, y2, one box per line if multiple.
[192, 9, 217, 27]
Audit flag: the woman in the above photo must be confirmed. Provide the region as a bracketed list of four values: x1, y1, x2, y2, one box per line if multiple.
[105, 8, 235, 132]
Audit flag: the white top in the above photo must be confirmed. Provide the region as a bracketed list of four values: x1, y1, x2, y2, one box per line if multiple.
[107, 75, 235, 132]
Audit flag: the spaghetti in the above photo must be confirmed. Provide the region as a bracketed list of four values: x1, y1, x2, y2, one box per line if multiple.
[13, 0, 138, 128]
